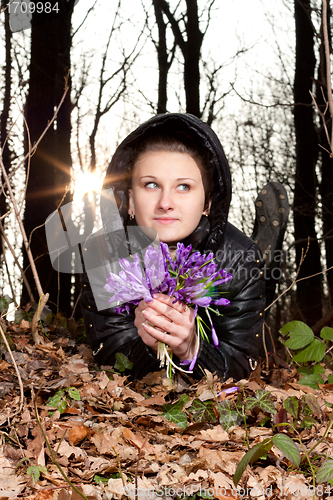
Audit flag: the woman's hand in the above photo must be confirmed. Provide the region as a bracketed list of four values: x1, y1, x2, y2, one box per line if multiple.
[134, 293, 198, 362]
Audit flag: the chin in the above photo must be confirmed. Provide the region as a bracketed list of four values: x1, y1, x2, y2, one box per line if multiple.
[159, 233, 186, 246]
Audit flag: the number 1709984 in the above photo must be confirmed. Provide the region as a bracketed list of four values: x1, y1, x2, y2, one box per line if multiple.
[7, 1, 59, 15]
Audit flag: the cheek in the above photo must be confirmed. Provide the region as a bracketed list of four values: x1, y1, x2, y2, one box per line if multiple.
[132, 190, 154, 220]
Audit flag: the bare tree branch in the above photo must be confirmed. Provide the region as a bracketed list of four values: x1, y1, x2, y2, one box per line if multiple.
[322, 0, 333, 149]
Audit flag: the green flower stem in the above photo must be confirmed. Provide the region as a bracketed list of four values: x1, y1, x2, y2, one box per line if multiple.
[307, 405, 333, 456]
[296, 436, 316, 500]
[274, 421, 316, 499]
[239, 386, 250, 450]
[33, 390, 90, 500]
[157, 341, 193, 376]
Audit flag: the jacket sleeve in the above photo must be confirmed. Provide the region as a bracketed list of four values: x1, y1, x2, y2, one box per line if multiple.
[191, 239, 265, 381]
[81, 271, 161, 379]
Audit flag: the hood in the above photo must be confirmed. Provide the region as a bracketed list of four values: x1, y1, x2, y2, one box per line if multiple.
[101, 113, 232, 254]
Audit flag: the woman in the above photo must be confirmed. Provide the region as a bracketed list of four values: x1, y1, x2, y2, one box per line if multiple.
[81, 113, 266, 381]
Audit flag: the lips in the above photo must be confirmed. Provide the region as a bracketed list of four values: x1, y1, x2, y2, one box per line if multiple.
[154, 218, 178, 225]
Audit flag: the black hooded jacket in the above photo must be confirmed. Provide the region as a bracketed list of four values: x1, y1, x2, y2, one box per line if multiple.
[80, 113, 265, 381]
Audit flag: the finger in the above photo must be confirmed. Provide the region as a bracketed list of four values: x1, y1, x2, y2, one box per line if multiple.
[142, 308, 176, 334]
[146, 297, 180, 322]
[148, 299, 192, 326]
[153, 294, 191, 316]
[137, 299, 151, 311]
[139, 324, 158, 351]
[142, 321, 173, 344]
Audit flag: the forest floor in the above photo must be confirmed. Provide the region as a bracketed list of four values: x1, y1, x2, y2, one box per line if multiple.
[1, 318, 333, 500]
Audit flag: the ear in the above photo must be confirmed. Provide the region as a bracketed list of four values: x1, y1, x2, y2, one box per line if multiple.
[128, 189, 134, 215]
[203, 198, 212, 214]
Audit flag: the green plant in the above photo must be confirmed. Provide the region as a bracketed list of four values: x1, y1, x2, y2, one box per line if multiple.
[15, 307, 35, 323]
[280, 321, 333, 389]
[46, 387, 81, 415]
[27, 465, 47, 482]
[114, 352, 134, 373]
[0, 294, 13, 314]
[233, 386, 333, 498]
[233, 433, 300, 488]
[162, 394, 190, 428]
[15, 457, 47, 483]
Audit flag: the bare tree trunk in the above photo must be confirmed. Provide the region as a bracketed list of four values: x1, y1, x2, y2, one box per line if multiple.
[22, 0, 75, 316]
[153, 0, 169, 113]
[184, 0, 203, 117]
[316, 2, 333, 310]
[0, 1, 12, 264]
[294, 0, 323, 325]
[159, 0, 204, 117]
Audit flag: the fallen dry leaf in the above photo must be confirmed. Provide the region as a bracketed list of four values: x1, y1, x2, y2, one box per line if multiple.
[197, 425, 229, 442]
[68, 424, 89, 445]
[122, 427, 157, 454]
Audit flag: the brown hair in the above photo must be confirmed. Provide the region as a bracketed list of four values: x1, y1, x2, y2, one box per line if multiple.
[129, 135, 212, 209]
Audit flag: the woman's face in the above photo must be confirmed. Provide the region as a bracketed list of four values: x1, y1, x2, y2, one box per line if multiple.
[128, 151, 208, 246]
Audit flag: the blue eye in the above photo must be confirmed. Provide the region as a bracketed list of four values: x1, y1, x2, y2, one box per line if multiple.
[145, 181, 158, 189]
[178, 184, 190, 191]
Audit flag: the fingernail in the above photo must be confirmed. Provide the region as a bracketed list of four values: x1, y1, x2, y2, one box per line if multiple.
[143, 310, 149, 317]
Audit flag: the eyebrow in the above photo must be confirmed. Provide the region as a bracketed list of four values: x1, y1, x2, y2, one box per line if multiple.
[140, 175, 197, 182]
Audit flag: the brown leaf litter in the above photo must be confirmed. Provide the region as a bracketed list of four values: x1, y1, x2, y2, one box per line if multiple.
[1, 319, 333, 500]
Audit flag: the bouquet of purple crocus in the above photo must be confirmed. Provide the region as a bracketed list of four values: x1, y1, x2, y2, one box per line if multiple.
[104, 242, 232, 375]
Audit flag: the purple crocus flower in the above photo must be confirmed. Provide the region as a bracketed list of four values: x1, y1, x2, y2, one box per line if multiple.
[189, 352, 198, 371]
[211, 324, 219, 347]
[175, 242, 192, 268]
[104, 253, 152, 305]
[160, 242, 177, 271]
[213, 297, 230, 306]
[144, 245, 165, 290]
[180, 352, 198, 372]
[104, 242, 232, 374]
[217, 387, 239, 396]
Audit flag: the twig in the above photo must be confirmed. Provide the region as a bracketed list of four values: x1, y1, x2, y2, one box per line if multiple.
[112, 447, 132, 499]
[262, 321, 268, 371]
[322, 0, 333, 149]
[267, 323, 280, 372]
[0, 220, 35, 303]
[262, 320, 281, 376]
[0, 320, 24, 416]
[0, 85, 69, 306]
[33, 388, 90, 500]
[0, 153, 44, 297]
[1, 236, 18, 307]
[135, 437, 148, 500]
[265, 240, 309, 312]
[31, 293, 49, 344]
[310, 88, 332, 154]
[69, 290, 82, 321]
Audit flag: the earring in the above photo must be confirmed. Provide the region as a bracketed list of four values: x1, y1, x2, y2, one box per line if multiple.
[203, 209, 210, 217]
[129, 212, 135, 220]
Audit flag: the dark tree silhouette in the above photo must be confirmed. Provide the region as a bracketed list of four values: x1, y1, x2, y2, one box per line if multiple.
[151, 0, 175, 113]
[156, 0, 207, 117]
[293, 0, 323, 325]
[22, 0, 76, 315]
[316, 2, 333, 309]
[0, 2, 12, 265]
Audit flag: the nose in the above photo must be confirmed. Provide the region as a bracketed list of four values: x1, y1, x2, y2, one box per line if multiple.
[157, 188, 174, 211]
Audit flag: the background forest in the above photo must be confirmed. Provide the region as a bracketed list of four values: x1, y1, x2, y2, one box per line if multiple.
[0, 0, 333, 340]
